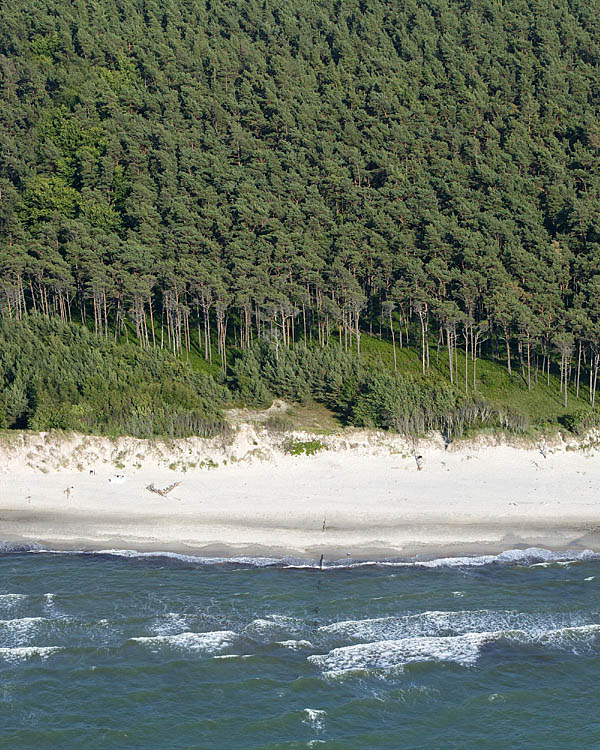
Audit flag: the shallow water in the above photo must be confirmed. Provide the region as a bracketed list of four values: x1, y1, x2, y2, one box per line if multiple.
[0, 547, 599, 749]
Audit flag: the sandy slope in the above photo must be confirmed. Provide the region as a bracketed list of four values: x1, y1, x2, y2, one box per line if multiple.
[1, 427, 599, 559]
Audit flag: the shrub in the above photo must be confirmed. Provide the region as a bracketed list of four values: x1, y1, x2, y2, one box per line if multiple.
[283, 438, 326, 456]
[559, 410, 600, 435]
[0, 314, 230, 438]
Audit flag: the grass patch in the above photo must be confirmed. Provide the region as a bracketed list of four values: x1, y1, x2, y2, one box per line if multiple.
[283, 438, 326, 456]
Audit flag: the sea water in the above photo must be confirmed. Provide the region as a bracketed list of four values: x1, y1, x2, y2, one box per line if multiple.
[0, 546, 599, 749]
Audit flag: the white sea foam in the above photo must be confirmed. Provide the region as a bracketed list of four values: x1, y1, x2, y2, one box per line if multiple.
[6, 543, 599, 569]
[319, 616, 401, 641]
[0, 594, 28, 610]
[0, 617, 49, 646]
[309, 632, 494, 674]
[506, 624, 600, 654]
[243, 616, 304, 641]
[285, 545, 595, 569]
[84, 549, 285, 567]
[338, 547, 599, 569]
[413, 547, 597, 568]
[42, 593, 63, 617]
[150, 612, 190, 636]
[303, 708, 326, 731]
[130, 630, 237, 655]
[0, 646, 62, 663]
[319, 610, 515, 642]
[277, 639, 314, 650]
[318, 609, 594, 644]
[311, 617, 600, 674]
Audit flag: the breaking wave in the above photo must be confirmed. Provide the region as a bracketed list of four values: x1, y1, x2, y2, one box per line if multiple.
[317, 609, 593, 643]
[309, 622, 600, 675]
[243, 616, 305, 641]
[0, 593, 28, 611]
[0, 617, 50, 647]
[308, 632, 493, 674]
[130, 630, 238, 655]
[2, 543, 598, 569]
[303, 708, 327, 731]
[0, 646, 62, 663]
[277, 639, 314, 650]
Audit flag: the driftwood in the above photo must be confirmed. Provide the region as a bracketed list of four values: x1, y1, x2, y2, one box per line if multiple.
[146, 482, 181, 498]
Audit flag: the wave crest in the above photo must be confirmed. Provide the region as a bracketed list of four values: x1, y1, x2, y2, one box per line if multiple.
[2, 543, 598, 569]
[0, 646, 62, 663]
[130, 630, 237, 655]
[309, 632, 492, 674]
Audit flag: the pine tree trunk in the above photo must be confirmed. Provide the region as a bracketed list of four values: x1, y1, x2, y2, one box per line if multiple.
[419, 314, 426, 374]
[464, 325, 469, 393]
[103, 291, 109, 338]
[390, 313, 397, 373]
[559, 352, 564, 394]
[576, 340, 581, 399]
[446, 325, 453, 384]
[473, 332, 479, 391]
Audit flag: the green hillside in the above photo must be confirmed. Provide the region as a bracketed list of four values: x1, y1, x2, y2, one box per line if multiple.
[1, 0, 600, 437]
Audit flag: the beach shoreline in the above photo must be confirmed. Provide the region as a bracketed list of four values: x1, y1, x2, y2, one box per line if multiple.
[1, 426, 600, 560]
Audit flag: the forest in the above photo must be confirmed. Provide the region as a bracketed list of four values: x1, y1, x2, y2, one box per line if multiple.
[1, 0, 600, 437]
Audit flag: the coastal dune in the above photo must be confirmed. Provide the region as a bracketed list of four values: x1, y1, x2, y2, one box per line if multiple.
[1, 427, 599, 559]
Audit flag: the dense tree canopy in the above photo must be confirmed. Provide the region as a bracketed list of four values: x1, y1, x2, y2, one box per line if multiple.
[1, 0, 599, 433]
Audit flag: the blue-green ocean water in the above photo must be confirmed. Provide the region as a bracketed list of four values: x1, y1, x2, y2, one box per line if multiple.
[0, 546, 599, 749]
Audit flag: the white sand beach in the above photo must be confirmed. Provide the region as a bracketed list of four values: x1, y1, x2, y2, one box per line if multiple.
[1, 426, 599, 559]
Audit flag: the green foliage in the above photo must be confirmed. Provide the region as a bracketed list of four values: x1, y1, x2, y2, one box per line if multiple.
[19, 175, 81, 224]
[30, 31, 62, 61]
[350, 369, 457, 433]
[0, 315, 229, 438]
[284, 439, 326, 456]
[231, 341, 530, 436]
[559, 410, 600, 435]
[230, 341, 361, 415]
[1, 0, 600, 438]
